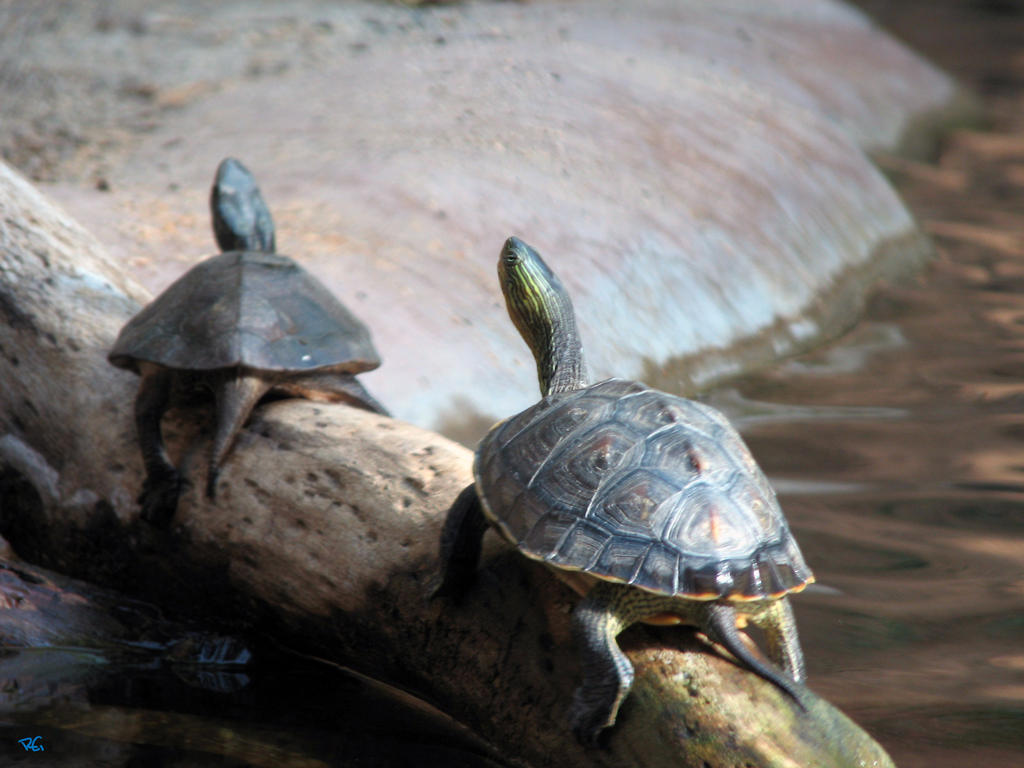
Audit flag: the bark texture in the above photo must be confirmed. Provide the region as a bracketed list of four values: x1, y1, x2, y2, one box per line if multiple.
[0, 162, 896, 766]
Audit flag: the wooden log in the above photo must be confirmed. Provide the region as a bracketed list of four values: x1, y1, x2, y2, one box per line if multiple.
[0, 161, 895, 766]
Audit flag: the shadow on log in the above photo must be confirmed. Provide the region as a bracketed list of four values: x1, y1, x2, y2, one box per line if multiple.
[0, 160, 895, 766]
[0, 534, 249, 668]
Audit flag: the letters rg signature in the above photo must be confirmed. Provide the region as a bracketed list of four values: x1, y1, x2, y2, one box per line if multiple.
[18, 735, 44, 752]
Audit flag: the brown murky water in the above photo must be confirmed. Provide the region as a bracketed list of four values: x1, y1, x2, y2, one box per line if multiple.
[770, 4, 1024, 765]
[711, 285, 1024, 767]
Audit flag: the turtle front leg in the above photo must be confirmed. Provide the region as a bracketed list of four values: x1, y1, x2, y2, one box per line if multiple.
[569, 580, 674, 746]
[135, 364, 181, 526]
[433, 483, 489, 602]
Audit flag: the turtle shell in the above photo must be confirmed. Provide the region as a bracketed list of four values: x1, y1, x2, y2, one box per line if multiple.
[475, 378, 813, 601]
[109, 251, 380, 375]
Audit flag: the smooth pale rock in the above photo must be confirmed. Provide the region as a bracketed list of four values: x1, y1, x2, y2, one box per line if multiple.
[0, 161, 896, 767]
[6, 0, 969, 435]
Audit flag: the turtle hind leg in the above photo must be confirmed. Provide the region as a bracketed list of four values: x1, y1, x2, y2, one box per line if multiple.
[207, 372, 271, 500]
[569, 581, 675, 746]
[277, 372, 390, 417]
[704, 602, 807, 710]
[432, 484, 489, 603]
[330, 374, 389, 416]
[569, 587, 808, 746]
[759, 597, 806, 683]
[135, 365, 181, 526]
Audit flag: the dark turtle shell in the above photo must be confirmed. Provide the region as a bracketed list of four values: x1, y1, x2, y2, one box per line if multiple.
[109, 251, 380, 375]
[475, 378, 813, 601]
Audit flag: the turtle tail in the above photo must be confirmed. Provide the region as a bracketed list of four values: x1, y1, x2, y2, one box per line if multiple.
[704, 603, 806, 711]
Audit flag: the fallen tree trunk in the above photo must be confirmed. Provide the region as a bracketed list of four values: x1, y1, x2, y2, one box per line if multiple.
[0, 161, 895, 767]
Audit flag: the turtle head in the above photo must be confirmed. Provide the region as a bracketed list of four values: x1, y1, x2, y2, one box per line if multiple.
[210, 157, 276, 253]
[498, 236, 587, 396]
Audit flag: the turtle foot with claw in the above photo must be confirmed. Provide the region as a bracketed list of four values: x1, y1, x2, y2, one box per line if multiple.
[138, 466, 184, 527]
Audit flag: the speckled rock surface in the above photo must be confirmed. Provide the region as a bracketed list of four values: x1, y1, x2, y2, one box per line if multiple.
[0, 0, 973, 436]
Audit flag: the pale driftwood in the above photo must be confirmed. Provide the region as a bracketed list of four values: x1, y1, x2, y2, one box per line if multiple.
[0, 162, 895, 766]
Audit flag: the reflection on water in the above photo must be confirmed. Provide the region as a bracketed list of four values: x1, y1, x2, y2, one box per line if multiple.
[0, 645, 502, 767]
[722, 260, 1024, 766]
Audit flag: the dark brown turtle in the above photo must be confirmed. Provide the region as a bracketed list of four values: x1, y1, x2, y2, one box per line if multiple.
[109, 157, 388, 526]
[437, 237, 814, 745]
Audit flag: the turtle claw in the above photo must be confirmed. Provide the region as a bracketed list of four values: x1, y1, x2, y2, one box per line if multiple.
[138, 467, 183, 527]
[429, 569, 476, 605]
[434, 484, 488, 604]
[568, 694, 615, 748]
[205, 467, 220, 501]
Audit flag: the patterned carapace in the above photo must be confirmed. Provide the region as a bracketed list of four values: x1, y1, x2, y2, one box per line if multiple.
[475, 378, 813, 600]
